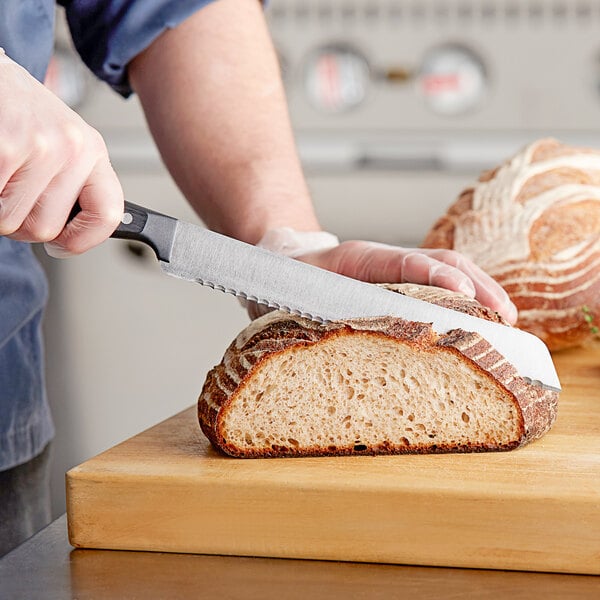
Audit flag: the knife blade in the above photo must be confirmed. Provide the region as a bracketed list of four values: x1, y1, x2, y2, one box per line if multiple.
[109, 201, 561, 392]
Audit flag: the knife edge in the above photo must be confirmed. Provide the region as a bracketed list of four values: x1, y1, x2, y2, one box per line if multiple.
[110, 203, 560, 392]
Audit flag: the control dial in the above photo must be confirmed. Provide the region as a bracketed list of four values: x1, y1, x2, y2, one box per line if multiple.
[418, 44, 487, 116]
[304, 45, 370, 114]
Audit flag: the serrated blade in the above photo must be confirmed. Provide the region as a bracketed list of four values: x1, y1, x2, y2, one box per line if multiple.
[161, 221, 560, 392]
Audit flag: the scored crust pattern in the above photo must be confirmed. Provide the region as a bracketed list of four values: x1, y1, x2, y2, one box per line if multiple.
[422, 138, 600, 350]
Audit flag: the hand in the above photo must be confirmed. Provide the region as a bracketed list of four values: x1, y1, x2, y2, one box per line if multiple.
[296, 241, 518, 324]
[0, 51, 123, 257]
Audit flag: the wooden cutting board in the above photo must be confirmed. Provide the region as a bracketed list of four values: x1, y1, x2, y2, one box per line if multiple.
[66, 345, 600, 575]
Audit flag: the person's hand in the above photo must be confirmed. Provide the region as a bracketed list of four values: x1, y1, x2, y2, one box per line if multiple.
[0, 50, 123, 257]
[297, 241, 518, 324]
[249, 229, 518, 324]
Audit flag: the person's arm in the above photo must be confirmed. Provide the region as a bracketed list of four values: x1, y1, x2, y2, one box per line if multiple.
[128, 0, 516, 322]
[128, 0, 319, 245]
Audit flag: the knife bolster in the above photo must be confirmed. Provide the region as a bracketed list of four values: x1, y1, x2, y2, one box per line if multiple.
[112, 202, 178, 263]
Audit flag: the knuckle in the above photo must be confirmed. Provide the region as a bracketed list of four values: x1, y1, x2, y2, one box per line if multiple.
[0, 201, 24, 236]
[105, 204, 124, 229]
[402, 251, 427, 264]
[86, 197, 124, 231]
[339, 240, 370, 254]
[59, 235, 88, 256]
[98, 187, 125, 228]
[31, 131, 51, 158]
[339, 240, 361, 250]
[436, 248, 461, 264]
[335, 241, 362, 267]
[24, 220, 62, 243]
[61, 122, 87, 158]
[0, 141, 18, 170]
[0, 218, 19, 236]
[438, 248, 455, 259]
[434, 262, 459, 277]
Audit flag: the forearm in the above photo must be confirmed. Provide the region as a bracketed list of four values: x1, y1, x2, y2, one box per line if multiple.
[128, 0, 320, 244]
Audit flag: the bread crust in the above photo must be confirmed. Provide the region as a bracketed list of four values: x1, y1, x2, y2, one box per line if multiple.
[198, 285, 558, 458]
[422, 138, 600, 350]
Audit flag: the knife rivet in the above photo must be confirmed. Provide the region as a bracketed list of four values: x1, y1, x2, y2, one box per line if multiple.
[122, 212, 133, 225]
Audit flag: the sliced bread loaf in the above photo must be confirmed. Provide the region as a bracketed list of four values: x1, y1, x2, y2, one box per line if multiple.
[198, 284, 558, 458]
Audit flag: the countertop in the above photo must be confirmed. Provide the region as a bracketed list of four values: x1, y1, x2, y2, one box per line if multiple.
[1, 515, 599, 599]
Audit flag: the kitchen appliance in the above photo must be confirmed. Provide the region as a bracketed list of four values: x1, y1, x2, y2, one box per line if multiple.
[43, 1, 600, 515]
[269, 0, 600, 242]
[66, 345, 600, 575]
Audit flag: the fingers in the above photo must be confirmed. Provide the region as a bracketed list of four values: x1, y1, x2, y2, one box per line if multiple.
[0, 141, 60, 238]
[0, 59, 123, 256]
[399, 253, 477, 297]
[1, 141, 123, 256]
[296, 241, 518, 325]
[300, 242, 476, 297]
[45, 159, 123, 257]
[422, 249, 518, 324]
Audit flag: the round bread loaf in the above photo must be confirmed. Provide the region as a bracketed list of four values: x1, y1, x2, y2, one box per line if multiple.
[198, 284, 558, 458]
[422, 138, 600, 350]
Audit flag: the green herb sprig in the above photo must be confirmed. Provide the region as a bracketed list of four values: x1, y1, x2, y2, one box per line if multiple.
[582, 305, 599, 336]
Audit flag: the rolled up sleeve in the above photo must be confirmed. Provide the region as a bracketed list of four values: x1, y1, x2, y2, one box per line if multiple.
[60, 0, 216, 96]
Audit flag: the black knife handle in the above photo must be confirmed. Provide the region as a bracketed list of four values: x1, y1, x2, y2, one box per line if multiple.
[68, 200, 178, 262]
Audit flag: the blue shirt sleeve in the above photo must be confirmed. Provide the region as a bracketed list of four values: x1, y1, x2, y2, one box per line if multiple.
[58, 0, 216, 97]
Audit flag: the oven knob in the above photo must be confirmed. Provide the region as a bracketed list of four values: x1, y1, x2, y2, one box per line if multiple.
[304, 45, 370, 113]
[417, 44, 487, 116]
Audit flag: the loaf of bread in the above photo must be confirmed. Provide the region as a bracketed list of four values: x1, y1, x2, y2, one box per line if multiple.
[198, 284, 558, 458]
[422, 138, 600, 350]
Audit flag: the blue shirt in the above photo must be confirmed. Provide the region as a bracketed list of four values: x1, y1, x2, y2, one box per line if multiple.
[0, 0, 214, 471]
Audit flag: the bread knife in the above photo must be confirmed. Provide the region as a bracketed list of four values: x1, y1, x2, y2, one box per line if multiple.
[97, 201, 561, 392]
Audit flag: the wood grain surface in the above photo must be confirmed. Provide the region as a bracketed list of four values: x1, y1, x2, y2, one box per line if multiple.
[66, 344, 600, 574]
